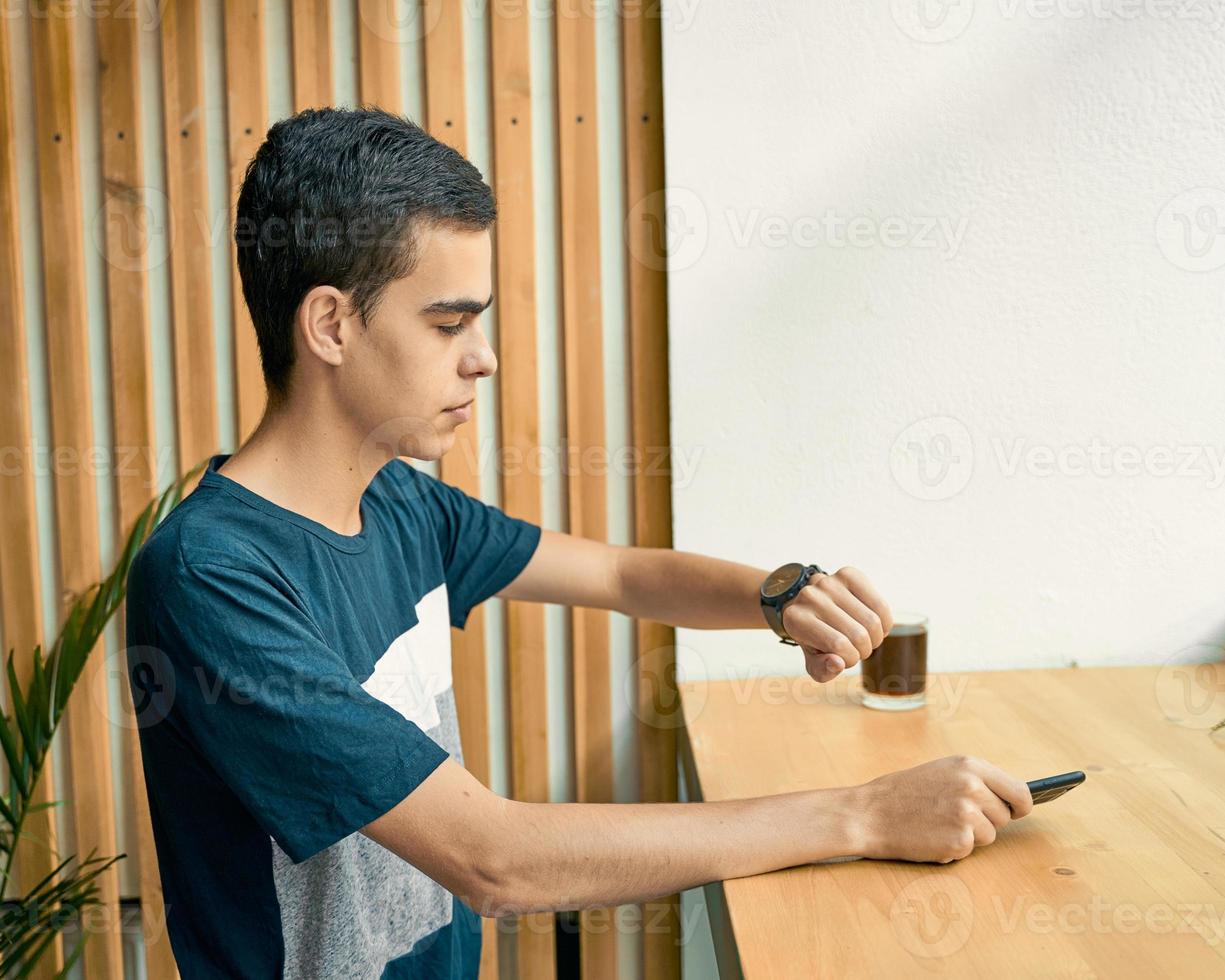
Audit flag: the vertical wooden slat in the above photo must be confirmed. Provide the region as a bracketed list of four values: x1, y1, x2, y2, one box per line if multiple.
[28, 5, 124, 977]
[223, 1, 268, 444]
[161, 0, 217, 476]
[556, 1, 616, 977]
[0, 10, 63, 978]
[622, 4, 682, 978]
[488, 3, 555, 977]
[291, 0, 333, 113]
[357, 0, 401, 111]
[422, 5, 502, 976]
[94, 1, 179, 975]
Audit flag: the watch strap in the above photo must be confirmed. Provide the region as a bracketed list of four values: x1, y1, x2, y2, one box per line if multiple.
[761, 562, 825, 645]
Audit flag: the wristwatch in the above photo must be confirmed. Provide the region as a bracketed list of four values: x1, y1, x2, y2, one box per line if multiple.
[760, 562, 825, 645]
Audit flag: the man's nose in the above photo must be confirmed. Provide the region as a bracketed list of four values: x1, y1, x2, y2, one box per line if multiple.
[464, 324, 498, 377]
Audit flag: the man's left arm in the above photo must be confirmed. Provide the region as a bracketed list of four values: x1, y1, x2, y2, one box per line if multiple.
[496, 529, 893, 683]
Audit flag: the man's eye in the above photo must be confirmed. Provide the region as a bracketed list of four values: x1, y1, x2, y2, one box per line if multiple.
[439, 321, 465, 336]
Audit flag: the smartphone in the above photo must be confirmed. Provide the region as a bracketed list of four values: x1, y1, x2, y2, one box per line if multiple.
[1026, 770, 1086, 806]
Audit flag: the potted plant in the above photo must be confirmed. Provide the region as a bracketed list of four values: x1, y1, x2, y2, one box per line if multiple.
[0, 460, 204, 976]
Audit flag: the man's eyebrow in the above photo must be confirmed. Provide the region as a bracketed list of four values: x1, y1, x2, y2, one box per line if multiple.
[418, 294, 494, 317]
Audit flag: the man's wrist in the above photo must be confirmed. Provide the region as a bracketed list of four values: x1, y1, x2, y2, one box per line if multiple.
[804, 785, 872, 861]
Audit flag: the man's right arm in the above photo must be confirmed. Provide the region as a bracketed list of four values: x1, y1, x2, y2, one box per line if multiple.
[361, 754, 1034, 917]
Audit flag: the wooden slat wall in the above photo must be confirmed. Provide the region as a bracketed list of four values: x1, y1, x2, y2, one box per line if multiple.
[162, 0, 217, 479]
[421, 5, 502, 978]
[291, 0, 333, 113]
[224, 1, 269, 445]
[95, 1, 179, 975]
[0, 10, 63, 979]
[555, 3, 616, 977]
[29, 5, 125, 978]
[0, 2, 679, 977]
[357, 0, 401, 110]
[488, 4, 556, 978]
[622, 5, 683, 977]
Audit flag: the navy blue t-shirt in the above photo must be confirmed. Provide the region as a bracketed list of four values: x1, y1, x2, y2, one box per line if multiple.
[125, 453, 541, 979]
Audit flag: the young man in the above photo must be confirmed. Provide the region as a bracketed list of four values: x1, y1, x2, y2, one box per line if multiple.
[126, 107, 1033, 979]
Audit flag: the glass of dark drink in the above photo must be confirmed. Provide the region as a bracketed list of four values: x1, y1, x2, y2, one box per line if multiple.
[860, 613, 928, 711]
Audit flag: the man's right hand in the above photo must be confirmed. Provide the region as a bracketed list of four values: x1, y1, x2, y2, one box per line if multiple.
[851, 755, 1034, 864]
[362, 753, 1035, 917]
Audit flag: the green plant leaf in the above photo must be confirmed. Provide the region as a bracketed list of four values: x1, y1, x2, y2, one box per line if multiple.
[0, 713, 28, 800]
[0, 458, 208, 973]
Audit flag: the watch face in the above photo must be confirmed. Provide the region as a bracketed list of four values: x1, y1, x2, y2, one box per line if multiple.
[762, 562, 805, 599]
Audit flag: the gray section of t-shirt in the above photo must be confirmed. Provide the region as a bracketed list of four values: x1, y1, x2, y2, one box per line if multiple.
[272, 690, 465, 979]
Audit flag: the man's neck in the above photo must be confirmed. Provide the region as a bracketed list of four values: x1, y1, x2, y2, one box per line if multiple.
[218, 405, 384, 537]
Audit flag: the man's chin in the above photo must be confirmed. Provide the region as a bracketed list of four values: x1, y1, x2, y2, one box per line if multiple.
[412, 430, 456, 463]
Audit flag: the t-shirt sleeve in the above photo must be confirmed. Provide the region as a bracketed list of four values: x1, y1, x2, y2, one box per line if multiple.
[401, 462, 542, 629]
[141, 555, 450, 864]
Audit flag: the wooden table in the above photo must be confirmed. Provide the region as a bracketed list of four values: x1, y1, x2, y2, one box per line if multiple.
[679, 664, 1225, 978]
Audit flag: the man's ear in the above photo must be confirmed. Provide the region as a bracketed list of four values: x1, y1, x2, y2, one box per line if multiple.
[298, 285, 349, 368]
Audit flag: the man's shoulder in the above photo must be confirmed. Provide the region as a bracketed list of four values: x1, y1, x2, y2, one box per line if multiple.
[131, 486, 271, 599]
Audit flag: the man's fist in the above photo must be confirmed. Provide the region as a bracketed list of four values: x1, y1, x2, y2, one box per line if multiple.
[850, 755, 1034, 864]
[780, 566, 894, 683]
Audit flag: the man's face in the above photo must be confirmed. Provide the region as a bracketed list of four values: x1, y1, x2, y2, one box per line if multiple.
[336, 223, 496, 463]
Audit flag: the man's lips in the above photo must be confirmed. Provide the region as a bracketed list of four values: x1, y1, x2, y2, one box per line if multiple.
[444, 398, 474, 412]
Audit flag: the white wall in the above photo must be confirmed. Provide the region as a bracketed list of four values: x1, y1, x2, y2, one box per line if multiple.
[662, 5, 1225, 974]
[663, 0, 1225, 685]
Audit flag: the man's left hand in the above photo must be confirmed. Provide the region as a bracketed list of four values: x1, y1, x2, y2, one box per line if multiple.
[779, 567, 894, 684]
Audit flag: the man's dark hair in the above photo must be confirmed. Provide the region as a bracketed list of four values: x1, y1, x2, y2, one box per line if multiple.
[235, 106, 496, 404]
